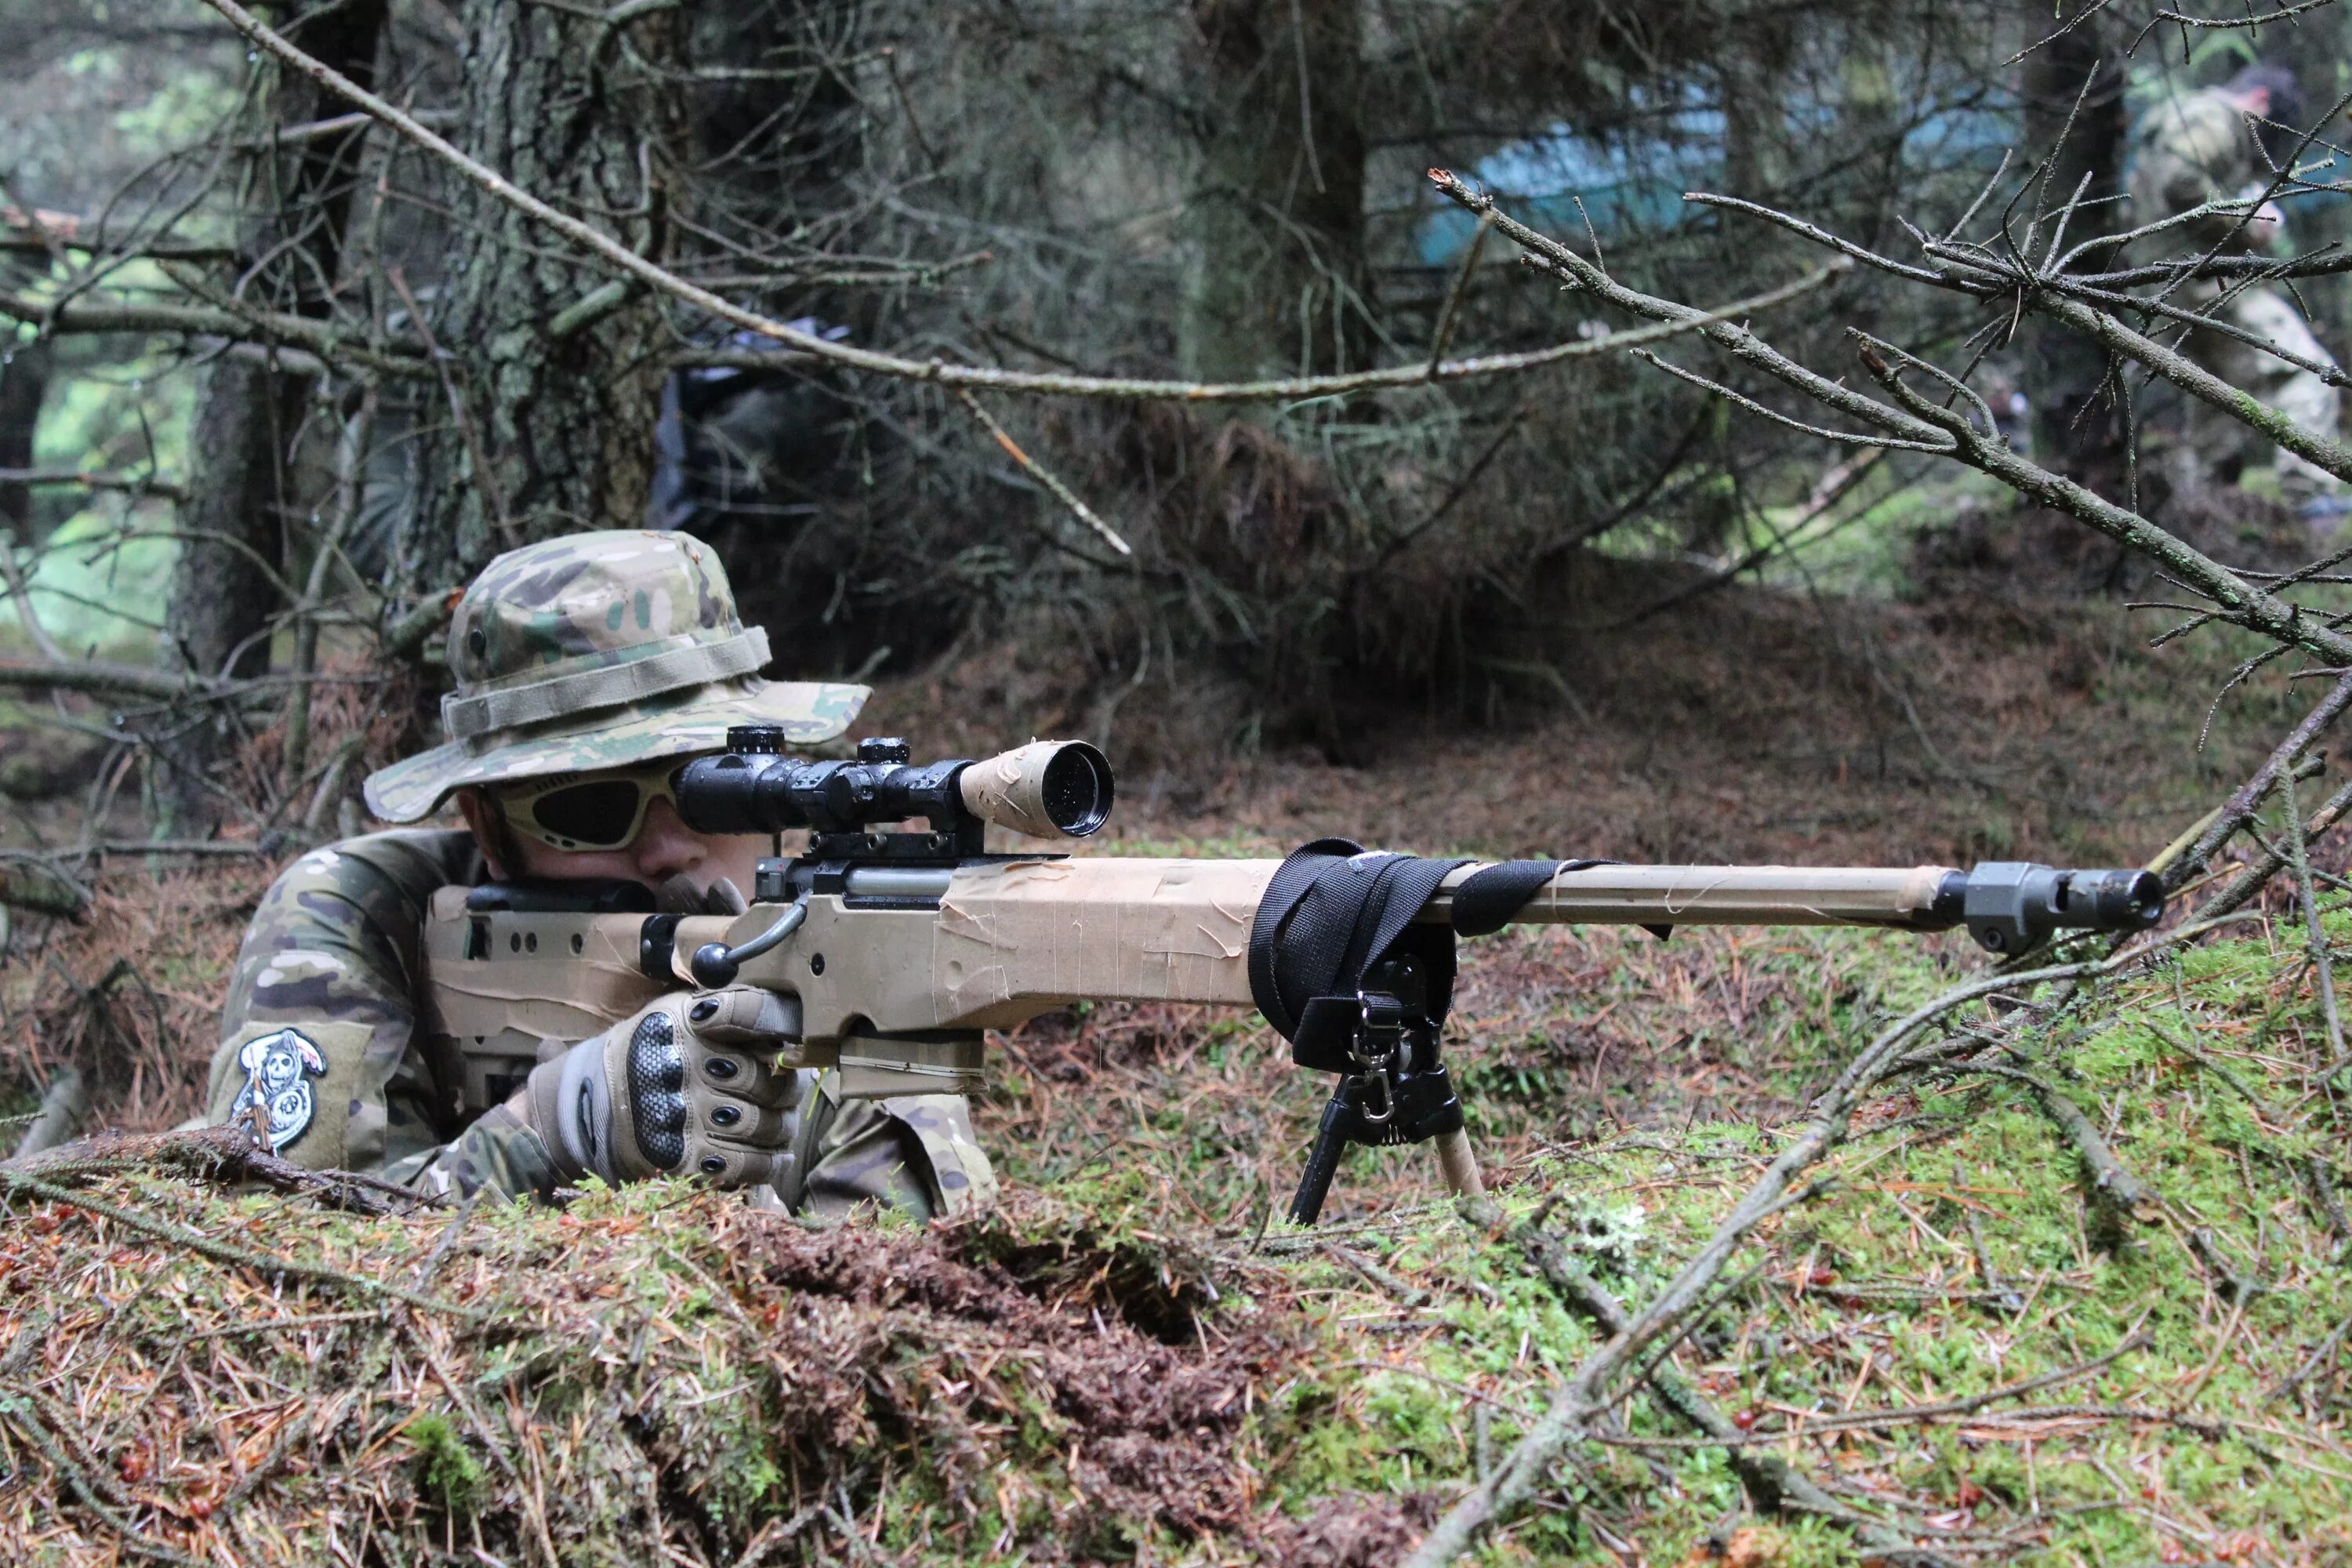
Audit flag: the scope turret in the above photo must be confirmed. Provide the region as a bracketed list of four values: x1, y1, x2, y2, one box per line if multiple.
[675, 735, 1114, 847]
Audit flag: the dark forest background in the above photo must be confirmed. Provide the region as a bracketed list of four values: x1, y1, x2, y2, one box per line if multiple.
[0, 0, 2345, 859]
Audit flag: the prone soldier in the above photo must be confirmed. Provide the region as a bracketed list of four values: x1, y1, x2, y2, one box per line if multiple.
[200, 529, 994, 1214]
[196, 541, 2169, 1229]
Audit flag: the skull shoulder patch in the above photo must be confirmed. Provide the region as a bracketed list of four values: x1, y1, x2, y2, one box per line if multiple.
[227, 1029, 328, 1152]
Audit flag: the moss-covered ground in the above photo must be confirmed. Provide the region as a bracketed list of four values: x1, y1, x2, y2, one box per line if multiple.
[981, 908, 2352, 1566]
[2, 887, 2347, 1565]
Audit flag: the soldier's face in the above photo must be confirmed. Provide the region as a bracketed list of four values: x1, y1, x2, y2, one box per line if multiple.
[458, 787, 764, 895]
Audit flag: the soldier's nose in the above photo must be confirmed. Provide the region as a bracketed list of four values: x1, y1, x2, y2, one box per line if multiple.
[630, 797, 704, 880]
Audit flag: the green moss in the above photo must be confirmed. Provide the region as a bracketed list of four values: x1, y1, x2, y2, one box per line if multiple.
[991, 917, 2352, 1563]
[406, 1414, 487, 1518]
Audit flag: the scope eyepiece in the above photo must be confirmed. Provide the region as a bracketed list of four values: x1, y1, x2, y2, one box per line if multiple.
[1931, 862, 2165, 956]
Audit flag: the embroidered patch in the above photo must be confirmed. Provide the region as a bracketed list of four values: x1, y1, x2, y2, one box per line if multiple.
[228, 1029, 328, 1152]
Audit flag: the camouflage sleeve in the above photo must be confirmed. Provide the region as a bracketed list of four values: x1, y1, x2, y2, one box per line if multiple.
[205, 829, 479, 1178]
[381, 1094, 562, 1201]
[790, 1073, 998, 1221]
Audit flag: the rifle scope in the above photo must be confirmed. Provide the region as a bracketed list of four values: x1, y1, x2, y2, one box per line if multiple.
[675, 731, 1115, 842]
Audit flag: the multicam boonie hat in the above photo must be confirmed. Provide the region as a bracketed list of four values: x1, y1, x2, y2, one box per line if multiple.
[363, 530, 868, 823]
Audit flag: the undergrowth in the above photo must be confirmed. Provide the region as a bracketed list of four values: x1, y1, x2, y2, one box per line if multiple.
[2, 891, 2347, 1563]
[0, 599, 2346, 1563]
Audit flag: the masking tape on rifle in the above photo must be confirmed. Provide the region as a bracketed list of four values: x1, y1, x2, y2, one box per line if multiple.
[836, 1031, 984, 1099]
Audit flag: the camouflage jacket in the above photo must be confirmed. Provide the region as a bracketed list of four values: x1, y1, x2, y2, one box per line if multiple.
[2129, 87, 2276, 255]
[204, 830, 996, 1213]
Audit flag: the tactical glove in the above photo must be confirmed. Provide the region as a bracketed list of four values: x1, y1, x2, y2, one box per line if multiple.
[525, 988, 800, 1188]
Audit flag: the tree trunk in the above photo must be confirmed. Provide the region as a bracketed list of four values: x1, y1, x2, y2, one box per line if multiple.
[1719, 45, 1785, 205]
[2288, 6, 2351, 357]
[1177, 0, 1367, 385]
[161, 0, 387, 835]
[404, 3, 685, 595]
[2017, 8, 2128, 484]
[0, 332, 48, 537]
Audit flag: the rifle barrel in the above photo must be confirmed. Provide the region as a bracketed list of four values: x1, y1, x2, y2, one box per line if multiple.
[1419, 863, 1952, 929]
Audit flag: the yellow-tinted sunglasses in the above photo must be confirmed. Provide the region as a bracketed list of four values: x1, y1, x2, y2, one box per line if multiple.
[492, 757, 691, 852]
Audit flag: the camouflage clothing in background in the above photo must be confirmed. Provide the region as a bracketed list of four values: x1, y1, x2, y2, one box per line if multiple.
[205, 829, 993, 1215]
[2128, 86, 2343, 503]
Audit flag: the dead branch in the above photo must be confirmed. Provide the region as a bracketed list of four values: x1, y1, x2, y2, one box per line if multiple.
[1432, 171, 2352, 673]
[2146, 0, 2344, 33]
[2183, 780, 2352, 926]
[1854, 338, 2352, 666]
[1407, 916, 2245, 1566]
[379, 588, 462, 660]
[1465, 1194, 1947, 1564]
[2280, 763, 2347, 1068]
[1589, 1335, 2147, 1446]
[1320, 1241, 1431, 1308]
[0, 1157, 463, 1314]
[1628, 346, 1954, 452]
[2307, 1156, 2352, 1252]
[2080, 248, 2352, 288]
[0, 467, 187, 502]
[0, 1388, 202, 1566]
[2183, 1225, 2265, 1303]
[10, 1124, 430, 1216]
[2009, 288, 2352, 481]
[956, 390, 1131, 555]
[203, 0, 1833, 405]
[0, 286, 427, 378]
[0, 865, 87, 920]
[1937, 1062, 2162, 1228]
[2274, 1308, 2352, 1402]
[2171, 670, 2352, 892]
[0, 656, 209, 702]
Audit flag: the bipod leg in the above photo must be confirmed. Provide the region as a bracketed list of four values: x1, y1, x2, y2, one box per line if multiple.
[1288, 1087, 1357, 1225]
[1431, 1127, 1486, 1197]
[1414, 1030, 1481, 1198]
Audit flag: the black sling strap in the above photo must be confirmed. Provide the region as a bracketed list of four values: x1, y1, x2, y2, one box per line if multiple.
[1247, 840, 1469, 1040]
[1250, 849, 1666, 1045]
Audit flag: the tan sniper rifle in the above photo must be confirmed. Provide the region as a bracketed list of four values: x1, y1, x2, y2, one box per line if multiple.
[422, 731, 2163, 1222]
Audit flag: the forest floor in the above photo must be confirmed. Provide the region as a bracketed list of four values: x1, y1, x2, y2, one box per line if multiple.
[1, 561, 2348, 1566]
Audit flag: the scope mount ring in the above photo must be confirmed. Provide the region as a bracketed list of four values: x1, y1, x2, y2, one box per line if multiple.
[689, 895, 809, 990]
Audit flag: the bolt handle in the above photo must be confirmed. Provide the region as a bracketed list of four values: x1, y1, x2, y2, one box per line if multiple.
[684, 898, 811, 992]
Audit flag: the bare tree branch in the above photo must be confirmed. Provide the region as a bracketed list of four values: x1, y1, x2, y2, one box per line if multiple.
[1434, 172, 2352, 670]
[0, 287, 426, 377]
[0, 468, 187, 503]
[0, 658, 205, 703]
[1406, 914, 2257, 1566]
[956, 390, 1132, 556]
[200, 0, 1834, 405]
